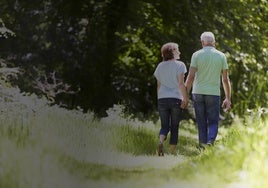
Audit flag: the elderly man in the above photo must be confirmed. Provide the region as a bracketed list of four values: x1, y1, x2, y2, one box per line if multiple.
[185, 31, 231, 147]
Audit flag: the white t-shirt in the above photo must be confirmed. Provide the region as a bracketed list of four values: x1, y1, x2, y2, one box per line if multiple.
[154, 60, 187, 99]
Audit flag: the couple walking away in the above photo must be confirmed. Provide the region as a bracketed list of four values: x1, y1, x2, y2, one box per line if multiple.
[154, 31, 231, 156]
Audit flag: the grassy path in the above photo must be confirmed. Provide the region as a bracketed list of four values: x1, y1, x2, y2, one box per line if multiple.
[67, 119, 232, 188]
[0, 87, 267, 188]
[69, 114, 264, 188]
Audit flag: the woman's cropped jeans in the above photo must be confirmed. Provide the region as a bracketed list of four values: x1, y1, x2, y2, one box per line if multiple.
[158, 98, 182, 145]
[192, 94, 220, 145]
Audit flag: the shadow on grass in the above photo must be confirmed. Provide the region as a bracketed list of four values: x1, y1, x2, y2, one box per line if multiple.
[61, 156, 146, 181]
[115, 125, 200, 157]
[115, 125, 158, 156]
[178, 135, 200, 156]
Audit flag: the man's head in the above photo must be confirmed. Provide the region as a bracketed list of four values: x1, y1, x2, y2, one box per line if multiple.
[200, 31, 215, 46]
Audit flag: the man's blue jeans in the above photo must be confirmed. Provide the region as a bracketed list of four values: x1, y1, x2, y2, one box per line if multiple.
[158, 98, 182, 145]
[192, 94, 220, 145]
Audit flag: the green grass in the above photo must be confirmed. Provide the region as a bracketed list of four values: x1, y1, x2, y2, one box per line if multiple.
[0, 86, 268, 188]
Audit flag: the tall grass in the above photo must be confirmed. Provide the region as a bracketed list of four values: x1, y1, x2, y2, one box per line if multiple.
[0, 84, 268, 188]
[178, 111, 268, 188]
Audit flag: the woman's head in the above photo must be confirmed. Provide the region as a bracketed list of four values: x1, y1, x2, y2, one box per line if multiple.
[161, 42, 180, 61]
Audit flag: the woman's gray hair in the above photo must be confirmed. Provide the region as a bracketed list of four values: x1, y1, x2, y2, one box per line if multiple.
[200, 31, 215, 43]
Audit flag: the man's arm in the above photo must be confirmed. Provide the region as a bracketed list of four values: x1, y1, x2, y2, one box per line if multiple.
[221, 69, 231, 111]
[185, 67, 197, 94]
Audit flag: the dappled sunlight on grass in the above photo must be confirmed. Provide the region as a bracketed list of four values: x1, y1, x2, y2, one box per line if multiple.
[86, 177, 216, 188]
[187, 116, 268, 188]
[84, 150, 185, 170]
[0, 137, 81, 188]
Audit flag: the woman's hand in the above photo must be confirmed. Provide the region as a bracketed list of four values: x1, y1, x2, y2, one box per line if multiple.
[180, 99, 188, 109]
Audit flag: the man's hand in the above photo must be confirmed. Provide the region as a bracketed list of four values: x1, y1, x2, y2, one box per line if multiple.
[181, 99, 188, 109]
[222, 98, 231, 112]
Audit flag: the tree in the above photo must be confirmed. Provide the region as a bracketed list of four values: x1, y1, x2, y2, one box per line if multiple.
[0, 0, 267, 119]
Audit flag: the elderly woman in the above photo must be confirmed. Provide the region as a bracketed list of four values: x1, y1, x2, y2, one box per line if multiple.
[154, 42, 188, 156]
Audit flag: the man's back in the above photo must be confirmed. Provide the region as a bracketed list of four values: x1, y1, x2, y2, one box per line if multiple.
[185, 31, 232, 146]
[190, 46, 228, 96]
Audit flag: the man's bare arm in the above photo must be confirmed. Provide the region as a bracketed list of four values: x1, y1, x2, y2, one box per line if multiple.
[185, 67, 197, 94]
[221, 70, 231, 111]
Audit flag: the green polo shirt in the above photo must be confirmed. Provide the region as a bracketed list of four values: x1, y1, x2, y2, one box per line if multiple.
[190, 46, 228, 96]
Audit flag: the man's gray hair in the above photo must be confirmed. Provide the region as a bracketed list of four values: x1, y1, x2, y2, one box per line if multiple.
[200, 31, 215, 43]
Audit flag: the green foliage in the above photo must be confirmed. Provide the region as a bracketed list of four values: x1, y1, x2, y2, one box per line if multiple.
[0, 0, 267, 119]
[0, 59, 20, 87]
[0, 18, 15, 38]
[112, 1, 163, 114]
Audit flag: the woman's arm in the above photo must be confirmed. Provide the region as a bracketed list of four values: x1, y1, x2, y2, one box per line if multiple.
[178, 73, 188, 109]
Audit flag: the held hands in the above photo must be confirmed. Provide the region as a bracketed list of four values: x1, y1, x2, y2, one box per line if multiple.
[180, 99, 188, 109]
[222, 98, 231, 112]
